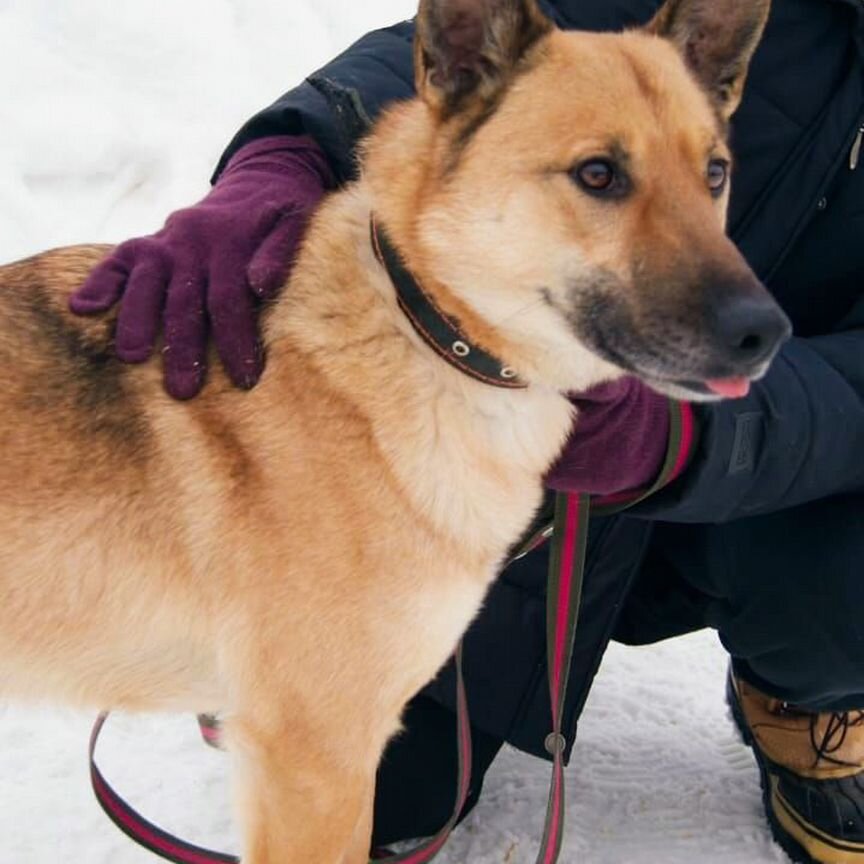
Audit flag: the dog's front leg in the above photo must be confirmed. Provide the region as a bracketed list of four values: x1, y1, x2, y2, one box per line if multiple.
[228, 711, 376, 864]
[341, 778, 376, 864]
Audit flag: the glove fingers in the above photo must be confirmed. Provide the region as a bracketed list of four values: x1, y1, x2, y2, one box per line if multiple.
[162, 270, 208, 400]
[246, 209, 307, 299]
[114, 252, 171, 363]
[69, 244, 135, 315]
[208, 256, 263, 390]
[251, 200, 291, 238]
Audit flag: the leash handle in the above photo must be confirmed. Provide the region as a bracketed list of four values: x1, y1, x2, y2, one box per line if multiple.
[90, 492, 589, 864]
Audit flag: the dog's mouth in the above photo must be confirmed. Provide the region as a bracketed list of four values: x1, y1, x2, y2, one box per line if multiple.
[693, 377, 753, 398]
[569, 300, 782, 402]
[555, 281, 790, 402]
[589, 336, 759, 401]
[641, 375, 757, 402]
[588, 326, 775, 402]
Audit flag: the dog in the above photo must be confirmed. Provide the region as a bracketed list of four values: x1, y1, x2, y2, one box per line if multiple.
[0, 0, 790, 861]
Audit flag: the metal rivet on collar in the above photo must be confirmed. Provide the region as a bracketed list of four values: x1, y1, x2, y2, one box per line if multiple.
[545, 733, 566, 756]
[500, 366, 517, 380]
[452, 341, 471, 357]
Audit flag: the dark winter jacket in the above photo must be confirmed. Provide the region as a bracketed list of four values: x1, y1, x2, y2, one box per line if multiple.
[218, 0, 864, 759]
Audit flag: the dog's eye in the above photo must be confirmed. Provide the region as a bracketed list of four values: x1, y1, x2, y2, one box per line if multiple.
[708, 159, 729, 196]
[577, 160, 614, 189]
[571, 159, 626, 197]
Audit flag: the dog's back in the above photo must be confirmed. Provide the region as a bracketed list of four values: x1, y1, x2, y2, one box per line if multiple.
[0, 247, 158, 586]
[0, 247, 145, 483]
[0, 248, 205, 706]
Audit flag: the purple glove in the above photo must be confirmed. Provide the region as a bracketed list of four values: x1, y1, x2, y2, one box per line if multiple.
[70, 135, 334, 399]
[545, 377, 674, 496]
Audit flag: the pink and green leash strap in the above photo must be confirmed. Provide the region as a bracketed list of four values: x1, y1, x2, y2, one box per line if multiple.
[88, 491, 590, 864]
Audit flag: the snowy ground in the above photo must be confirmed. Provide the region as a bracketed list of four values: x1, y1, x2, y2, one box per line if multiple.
[0, 3, 792, 863]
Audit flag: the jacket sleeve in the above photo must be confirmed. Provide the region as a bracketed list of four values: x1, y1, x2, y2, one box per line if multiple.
[213, 20, 417, 184]
[632, 296, 864, 523]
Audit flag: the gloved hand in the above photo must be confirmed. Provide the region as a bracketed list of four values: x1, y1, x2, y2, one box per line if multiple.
[544, 377, 675, 496]
[70, 135, 334, 399]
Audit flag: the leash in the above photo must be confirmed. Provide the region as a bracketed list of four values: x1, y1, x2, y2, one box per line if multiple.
[90, 491, 590, 864]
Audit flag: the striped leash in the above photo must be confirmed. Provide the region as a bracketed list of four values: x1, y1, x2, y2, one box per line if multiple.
[90, 491, 589, 864]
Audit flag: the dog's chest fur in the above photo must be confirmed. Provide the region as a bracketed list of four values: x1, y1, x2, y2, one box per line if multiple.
[269, 188, 575, 567]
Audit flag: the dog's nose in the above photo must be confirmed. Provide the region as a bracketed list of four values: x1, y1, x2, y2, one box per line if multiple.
[709, 295, 792, 367]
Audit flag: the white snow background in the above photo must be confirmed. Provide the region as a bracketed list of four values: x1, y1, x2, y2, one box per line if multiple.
[0, 2, 793, 862]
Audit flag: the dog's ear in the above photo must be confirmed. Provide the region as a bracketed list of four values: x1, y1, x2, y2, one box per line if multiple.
[648, 0, 770, 120]
[414, 0, 553, 117]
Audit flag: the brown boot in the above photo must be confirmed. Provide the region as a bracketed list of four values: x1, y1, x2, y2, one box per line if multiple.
[728, 671, 864, 863]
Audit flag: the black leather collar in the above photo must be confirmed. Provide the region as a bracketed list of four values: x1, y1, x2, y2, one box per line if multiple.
[370, 218, 527, 389]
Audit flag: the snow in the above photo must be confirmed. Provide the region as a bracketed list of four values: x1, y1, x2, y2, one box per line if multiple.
[0, 3, 792, 863]
[0, 0, 414, 262]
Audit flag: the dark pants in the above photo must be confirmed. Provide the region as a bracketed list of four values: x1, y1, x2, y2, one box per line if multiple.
[372, 696, 503, 848]
[619, 496, 864, 712]
[373, 496, 864, 844]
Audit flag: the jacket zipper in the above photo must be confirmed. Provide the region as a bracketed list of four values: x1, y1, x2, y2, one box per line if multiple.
[850, 123, 864, 170]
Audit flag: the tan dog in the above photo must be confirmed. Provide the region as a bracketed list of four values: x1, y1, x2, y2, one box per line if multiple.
[0, 0, 790, 861]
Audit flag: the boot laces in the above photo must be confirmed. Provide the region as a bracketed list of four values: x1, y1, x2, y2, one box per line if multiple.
[801, 708, 864, 769]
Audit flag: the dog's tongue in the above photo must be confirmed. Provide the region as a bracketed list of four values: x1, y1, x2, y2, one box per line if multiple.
[706, 377, 751, 398]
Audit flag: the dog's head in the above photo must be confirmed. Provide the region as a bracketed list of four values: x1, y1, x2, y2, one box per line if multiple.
[365, 0, 790, 400]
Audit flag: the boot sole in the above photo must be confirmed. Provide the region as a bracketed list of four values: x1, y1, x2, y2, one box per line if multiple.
[727, 673, 864, 864]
